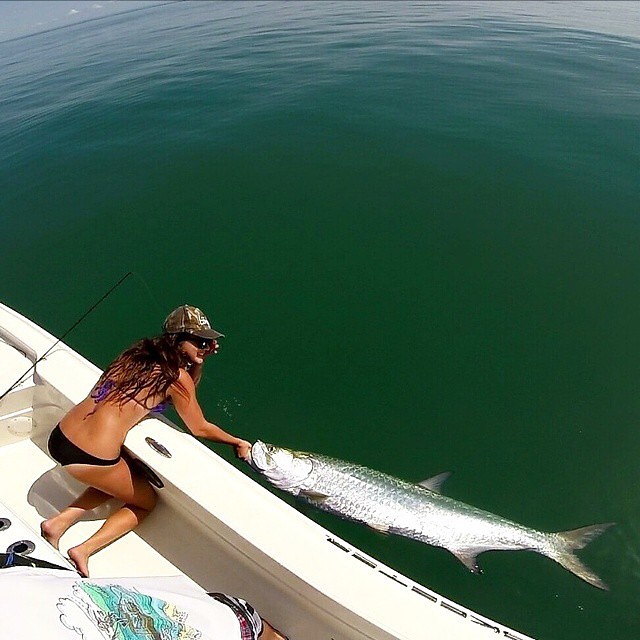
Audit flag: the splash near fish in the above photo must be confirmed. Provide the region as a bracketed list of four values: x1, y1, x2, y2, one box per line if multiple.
[248, 441, 613, 589]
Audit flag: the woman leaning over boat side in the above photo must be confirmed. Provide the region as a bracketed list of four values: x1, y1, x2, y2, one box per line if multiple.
[41, 305, 251, 577]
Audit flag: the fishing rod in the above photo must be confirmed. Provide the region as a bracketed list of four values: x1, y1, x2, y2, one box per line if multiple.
[0, 271, 133, 404]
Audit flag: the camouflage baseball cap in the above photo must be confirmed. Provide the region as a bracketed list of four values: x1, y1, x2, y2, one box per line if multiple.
[163, 305, 224, 339]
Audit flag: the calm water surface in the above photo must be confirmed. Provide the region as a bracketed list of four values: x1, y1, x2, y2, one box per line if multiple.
[1, 2, 639, 638]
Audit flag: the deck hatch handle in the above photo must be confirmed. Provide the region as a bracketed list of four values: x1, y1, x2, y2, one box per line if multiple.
[145, 437, 172, 458]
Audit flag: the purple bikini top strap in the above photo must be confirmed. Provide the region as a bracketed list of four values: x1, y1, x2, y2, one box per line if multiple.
[92, 378, 168, 413]
[91, 378, 115, 402]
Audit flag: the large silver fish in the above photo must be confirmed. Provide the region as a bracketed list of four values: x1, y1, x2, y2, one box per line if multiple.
[248, 441, 613, 589]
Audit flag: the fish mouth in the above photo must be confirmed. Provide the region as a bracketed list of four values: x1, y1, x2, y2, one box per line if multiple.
[247, 441, 312, 491]
[247, 440, 269, 471]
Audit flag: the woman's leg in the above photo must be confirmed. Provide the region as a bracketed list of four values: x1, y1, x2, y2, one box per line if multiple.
[57, 459, 157, 577]
[41, 487, 112, 549]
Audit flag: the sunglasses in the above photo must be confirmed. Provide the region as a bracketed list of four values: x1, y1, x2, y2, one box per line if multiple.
[183, 336, 215, 350]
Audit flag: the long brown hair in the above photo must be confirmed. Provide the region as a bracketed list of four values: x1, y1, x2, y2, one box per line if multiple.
[94, 334, 189, 409]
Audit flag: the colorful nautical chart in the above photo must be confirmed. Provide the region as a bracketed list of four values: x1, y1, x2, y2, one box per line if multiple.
[57, 580, 202, 640]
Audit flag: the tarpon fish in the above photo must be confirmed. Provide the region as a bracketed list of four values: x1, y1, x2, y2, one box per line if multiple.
[248, 441, 613, 589]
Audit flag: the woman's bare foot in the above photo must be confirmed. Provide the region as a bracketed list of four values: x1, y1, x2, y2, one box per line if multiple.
[68, 546, 90, 578]
[40, 518, 67, 550]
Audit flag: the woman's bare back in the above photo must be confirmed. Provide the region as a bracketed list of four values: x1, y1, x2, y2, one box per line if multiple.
[59, 388, 166, 460]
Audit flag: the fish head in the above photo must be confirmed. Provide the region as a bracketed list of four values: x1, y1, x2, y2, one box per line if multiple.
[249, 441, 313, 492]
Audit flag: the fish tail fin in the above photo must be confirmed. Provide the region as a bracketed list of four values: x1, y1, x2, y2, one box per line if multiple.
[548, 523, 615, 590]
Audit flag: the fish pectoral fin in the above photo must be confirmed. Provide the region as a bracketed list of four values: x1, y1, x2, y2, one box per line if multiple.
[299, 489, 330, 503]
[418, 472, 452, 494]
[367, 521, 391, 535]
[452, 548, 483, 574]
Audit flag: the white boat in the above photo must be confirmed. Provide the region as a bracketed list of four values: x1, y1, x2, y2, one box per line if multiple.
[0, 301, 532, 639]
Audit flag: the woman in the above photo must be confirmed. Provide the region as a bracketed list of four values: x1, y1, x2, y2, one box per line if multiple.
[41, 305, 252, 577]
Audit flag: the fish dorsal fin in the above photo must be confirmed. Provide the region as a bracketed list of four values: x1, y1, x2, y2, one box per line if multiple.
[300, 489, 330, 503]
[418, 472, 452, 494]
[367, 521, 391, 535]
[452, 548, 483, 574]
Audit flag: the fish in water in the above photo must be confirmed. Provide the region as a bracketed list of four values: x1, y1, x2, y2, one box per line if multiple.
[248, 441, 614, 589]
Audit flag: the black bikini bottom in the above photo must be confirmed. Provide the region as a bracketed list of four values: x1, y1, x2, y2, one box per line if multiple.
[48, 424, 121, 467]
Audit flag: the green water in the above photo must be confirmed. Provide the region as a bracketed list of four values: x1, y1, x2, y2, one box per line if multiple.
[1, 2, 639, 638]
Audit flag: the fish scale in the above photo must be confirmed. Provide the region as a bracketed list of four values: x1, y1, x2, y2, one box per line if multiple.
[300, 454, 546, 551]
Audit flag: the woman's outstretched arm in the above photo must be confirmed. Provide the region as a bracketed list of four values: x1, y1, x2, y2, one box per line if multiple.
[169, 369, 251, 459]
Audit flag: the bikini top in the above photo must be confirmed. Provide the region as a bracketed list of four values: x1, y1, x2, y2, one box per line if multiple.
[91, 379, 170, 414]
